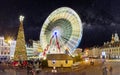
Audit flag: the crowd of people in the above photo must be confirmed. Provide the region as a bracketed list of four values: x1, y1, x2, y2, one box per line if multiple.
[0, 59, 42, 75]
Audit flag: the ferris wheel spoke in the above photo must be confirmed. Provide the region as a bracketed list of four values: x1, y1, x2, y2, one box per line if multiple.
[69, 39, 78, 45]
[67, 42, 74, 50]
[61, 35, 69, 42]
[58, 37, 66, 47]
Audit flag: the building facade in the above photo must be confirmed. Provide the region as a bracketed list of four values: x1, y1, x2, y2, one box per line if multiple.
[100, 33, 120, 59]
[88, 47, 100, 58]
[89, 33, 120, 59]
[0, 36, 42, 61]
[10, 40, 16, 59]
[26, 40, 43, 59]
[0, 37, 10, 61]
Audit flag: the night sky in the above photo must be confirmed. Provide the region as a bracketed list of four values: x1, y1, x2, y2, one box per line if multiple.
[0, 0, 120, 49]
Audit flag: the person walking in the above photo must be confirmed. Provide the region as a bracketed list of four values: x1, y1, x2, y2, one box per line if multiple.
[109, 66, 113, 75]
[102, 67, 108, 75]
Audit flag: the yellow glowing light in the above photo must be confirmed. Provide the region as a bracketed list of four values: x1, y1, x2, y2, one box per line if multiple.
[85, 59, 88, 62]
[8, 39, 12, 44]
[43, 57, 46, 60]
[5, 37, 12, 44]
[85, 58, 89, 62]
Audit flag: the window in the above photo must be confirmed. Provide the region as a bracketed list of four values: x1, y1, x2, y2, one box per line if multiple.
[52, 60, 56, 64]
[4, 52, 6, 55]
[65, 60, 68, 64]
[1, 52, 3, 54]
[8, 52, 10, 54]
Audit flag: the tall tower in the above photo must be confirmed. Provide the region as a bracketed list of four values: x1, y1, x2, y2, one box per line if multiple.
[14, 15, 27, 61]
[114, 33, 119, 42]
[111, 34, 114, 44]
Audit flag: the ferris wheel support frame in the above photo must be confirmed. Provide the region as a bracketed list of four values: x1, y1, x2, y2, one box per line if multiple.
[43, 32, 61, 56]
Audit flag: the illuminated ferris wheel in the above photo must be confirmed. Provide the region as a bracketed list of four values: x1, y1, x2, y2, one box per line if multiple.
[40, 7, 83, 55]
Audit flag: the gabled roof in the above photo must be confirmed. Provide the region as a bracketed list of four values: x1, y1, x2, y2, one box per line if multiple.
[47, 54, 73, 60]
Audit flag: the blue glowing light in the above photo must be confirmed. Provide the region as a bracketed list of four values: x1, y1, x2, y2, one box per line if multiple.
[54, 32, 57, 35]
[53, 30, 60, 36]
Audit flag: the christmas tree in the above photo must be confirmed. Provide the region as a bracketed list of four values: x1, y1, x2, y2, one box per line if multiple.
[14, 15, 27, 61]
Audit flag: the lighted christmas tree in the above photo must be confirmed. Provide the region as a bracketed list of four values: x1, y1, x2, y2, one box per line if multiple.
[14, 15, 27, 61]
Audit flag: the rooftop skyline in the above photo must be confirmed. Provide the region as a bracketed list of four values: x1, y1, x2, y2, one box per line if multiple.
[0, 0, 120, 48]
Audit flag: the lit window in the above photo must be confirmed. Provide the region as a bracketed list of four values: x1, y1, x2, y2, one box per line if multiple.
[52, 60, 56, 64]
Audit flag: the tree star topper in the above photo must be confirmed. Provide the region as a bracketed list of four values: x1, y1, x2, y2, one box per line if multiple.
[19, 15, 24, 22]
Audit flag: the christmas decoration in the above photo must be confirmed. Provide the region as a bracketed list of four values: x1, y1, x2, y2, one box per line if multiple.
[14, 15, 27, 61]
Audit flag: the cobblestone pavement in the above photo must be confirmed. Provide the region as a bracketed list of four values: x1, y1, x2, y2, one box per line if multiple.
[1, 59, 120, 75]
[106, 60, 120, 75]
[0, 69, 27, 75]
[79, 59, 120, 75]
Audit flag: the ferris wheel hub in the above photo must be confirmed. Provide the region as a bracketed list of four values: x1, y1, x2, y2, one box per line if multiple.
[54, 32, 57, 35]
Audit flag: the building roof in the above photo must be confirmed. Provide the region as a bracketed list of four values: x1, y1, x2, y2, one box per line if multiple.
[101, 33, 120, 48]
[101, 41, 120, 48]
[47, 54, 73, 60]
